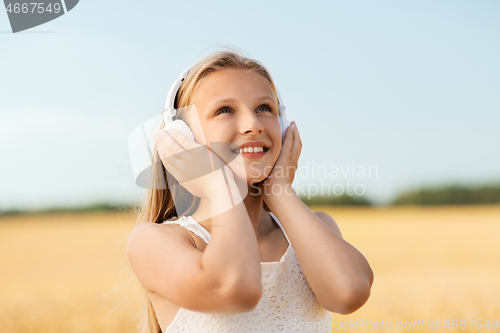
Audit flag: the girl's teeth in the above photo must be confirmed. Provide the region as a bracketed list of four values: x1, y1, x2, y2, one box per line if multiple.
[233, 147, 265, 154]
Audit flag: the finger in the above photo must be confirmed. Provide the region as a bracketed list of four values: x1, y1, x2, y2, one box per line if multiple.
[153, 133, 181, 174]
[291, 123, 302, 157]
[165, 128, 200, 151]
[153, 144, 180, 181]
[282, 123, 295, 151]
[153, 130, 185, 159]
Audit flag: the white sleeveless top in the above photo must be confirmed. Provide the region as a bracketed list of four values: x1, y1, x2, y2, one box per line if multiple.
[161, 212, 333, 333]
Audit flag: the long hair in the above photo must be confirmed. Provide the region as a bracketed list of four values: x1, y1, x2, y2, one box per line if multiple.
[133, 48, 279, 333]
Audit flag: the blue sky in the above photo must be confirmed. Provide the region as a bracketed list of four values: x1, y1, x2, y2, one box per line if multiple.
[1, 0, 499, 210]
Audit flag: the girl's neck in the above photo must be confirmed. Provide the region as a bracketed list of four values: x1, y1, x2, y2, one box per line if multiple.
[191, 182, 274, 240]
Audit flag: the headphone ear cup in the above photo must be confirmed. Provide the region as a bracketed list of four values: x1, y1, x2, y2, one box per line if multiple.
[280, 116, 290, 142]
[163, 120, 195, 142]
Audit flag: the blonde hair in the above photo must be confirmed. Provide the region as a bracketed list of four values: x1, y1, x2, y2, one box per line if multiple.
[133, 48, 280, 333]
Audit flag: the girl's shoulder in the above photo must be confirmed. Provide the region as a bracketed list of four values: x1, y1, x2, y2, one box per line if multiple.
[127, 220, 198, 256]
[125, 221, 202, 293]
[312, 211, 342, 238]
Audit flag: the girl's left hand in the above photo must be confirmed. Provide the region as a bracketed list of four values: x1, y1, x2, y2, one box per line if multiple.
[262, 121, 302, 190]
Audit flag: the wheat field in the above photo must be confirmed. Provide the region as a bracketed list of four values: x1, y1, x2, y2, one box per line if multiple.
[0, 206, 499, 332]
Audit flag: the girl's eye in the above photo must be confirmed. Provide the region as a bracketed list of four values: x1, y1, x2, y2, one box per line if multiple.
[257, 104, 273, 113]
[215, 107, 233, 115]
[215, 104, 274, 115]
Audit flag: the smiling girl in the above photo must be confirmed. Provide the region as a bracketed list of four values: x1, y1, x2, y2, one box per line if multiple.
[126, 49, 373, 333]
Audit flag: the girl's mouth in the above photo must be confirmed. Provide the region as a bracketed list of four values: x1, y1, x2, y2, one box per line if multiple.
[231, 146, 269, 157]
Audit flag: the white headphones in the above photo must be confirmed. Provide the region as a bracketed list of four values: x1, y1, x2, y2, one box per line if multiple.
[162, 63, 291, 142]
[127, 62, 290, 189]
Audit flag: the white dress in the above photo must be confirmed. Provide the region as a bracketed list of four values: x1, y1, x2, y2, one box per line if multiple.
[161, 212, 333, 333]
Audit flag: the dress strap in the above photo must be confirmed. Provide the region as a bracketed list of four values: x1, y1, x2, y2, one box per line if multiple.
[161, 216, 211, 244]
[268, 212, 291, 245]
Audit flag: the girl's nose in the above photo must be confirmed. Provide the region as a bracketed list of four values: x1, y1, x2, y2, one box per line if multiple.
[239, 111, 263, 136]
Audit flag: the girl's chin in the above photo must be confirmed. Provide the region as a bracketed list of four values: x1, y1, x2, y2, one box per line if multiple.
[246, 174, 269, 186]
[231, 165, 271, 183]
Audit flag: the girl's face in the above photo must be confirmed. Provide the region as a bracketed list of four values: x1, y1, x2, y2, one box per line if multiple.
[187, 68, 282, 184]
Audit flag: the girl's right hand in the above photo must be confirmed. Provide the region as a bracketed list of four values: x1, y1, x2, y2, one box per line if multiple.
[152, 128, 236, 201]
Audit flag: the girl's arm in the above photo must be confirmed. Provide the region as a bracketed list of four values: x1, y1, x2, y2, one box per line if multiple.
[126, 195, 263, 314]
[129, 128, 263, 314]
[265, 190, 373, 314]
[263, 122, 373, 315]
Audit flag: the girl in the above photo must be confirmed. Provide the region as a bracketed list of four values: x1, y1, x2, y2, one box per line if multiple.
[126, 49, 374, 333]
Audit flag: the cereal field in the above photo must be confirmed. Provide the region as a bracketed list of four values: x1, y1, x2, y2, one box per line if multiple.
[0, 206, 499, 332]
